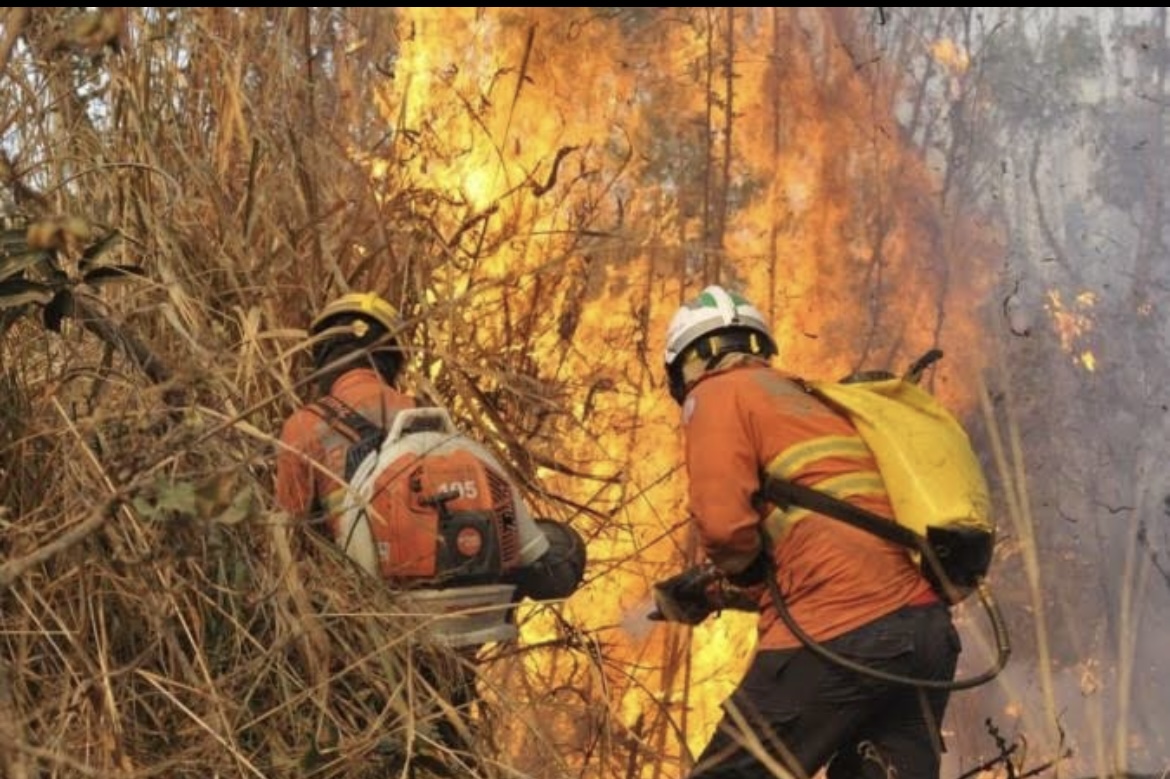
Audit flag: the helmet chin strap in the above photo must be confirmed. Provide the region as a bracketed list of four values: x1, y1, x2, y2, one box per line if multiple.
[668, 369, 688, 405]
[666, 329, 778, 405]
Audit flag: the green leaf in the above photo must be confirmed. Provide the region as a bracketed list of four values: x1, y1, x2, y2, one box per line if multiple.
[215, 486, 259, 526]
[0, 250, 54, 283]
[154, 480, 198, 516]
[0, 278, 55, 309]
[131, 495, 161, 521]
[79, 229, 123, 265]
[82, 264, 145, 286]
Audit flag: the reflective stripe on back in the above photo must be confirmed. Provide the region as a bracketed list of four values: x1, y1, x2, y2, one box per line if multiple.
[761, 468, 885, 538]
[768, 435, 871, 478]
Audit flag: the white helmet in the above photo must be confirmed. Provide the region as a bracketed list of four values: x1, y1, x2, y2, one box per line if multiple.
[663, 284, 776, 403]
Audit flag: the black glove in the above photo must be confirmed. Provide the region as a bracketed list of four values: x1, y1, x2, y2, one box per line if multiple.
[648, 562, 764, 624]
[649, 565, 720, 625]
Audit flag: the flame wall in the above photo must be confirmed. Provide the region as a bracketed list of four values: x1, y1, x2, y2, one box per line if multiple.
[360, 7, 1004, 776]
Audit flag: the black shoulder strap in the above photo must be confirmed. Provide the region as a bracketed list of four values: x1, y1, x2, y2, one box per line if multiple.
[311, 394, 385, 442]
[759, 475, 925, 553]
[310, 395, 390, 482]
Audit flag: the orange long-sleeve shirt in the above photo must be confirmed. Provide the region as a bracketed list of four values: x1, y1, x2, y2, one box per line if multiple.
[682, 360, 936, 650]
[275, 368, 419, 525]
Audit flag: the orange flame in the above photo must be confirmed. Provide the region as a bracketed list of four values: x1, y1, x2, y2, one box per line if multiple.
[931, 38, 971, 74]
[365, 8, 1004, 775]
[1046, 289, 1097, 372]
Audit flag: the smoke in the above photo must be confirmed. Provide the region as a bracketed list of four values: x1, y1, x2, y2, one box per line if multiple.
[619, 594, 661, 641]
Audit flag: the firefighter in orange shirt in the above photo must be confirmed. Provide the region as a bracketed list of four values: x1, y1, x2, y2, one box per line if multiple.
[274, 291, 586, 761]
[275, 291, 584, 606]
[274, 292, 419, 525]
[655, 285, 960, 779]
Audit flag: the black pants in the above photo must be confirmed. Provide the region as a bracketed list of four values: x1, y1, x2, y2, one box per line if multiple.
[688, 603, 961, 779]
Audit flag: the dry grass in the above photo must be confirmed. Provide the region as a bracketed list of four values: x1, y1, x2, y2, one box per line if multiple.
[0, 318, 504, 777]
[5, 7, 1155, 779]
[0, 8, 625, 778]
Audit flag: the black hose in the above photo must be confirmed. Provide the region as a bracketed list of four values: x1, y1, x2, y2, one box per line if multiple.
[766, 571, 1011, 690]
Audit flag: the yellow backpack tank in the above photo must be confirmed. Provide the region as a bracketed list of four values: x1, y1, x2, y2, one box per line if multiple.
[808, 376, 993, 541]
[757, 352, 1009, 686]
[765, 349, 997, 604]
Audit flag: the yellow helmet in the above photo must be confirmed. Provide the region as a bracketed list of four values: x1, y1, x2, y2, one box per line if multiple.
[310, 292, 400, 335]
[309, 292, 405, 383]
